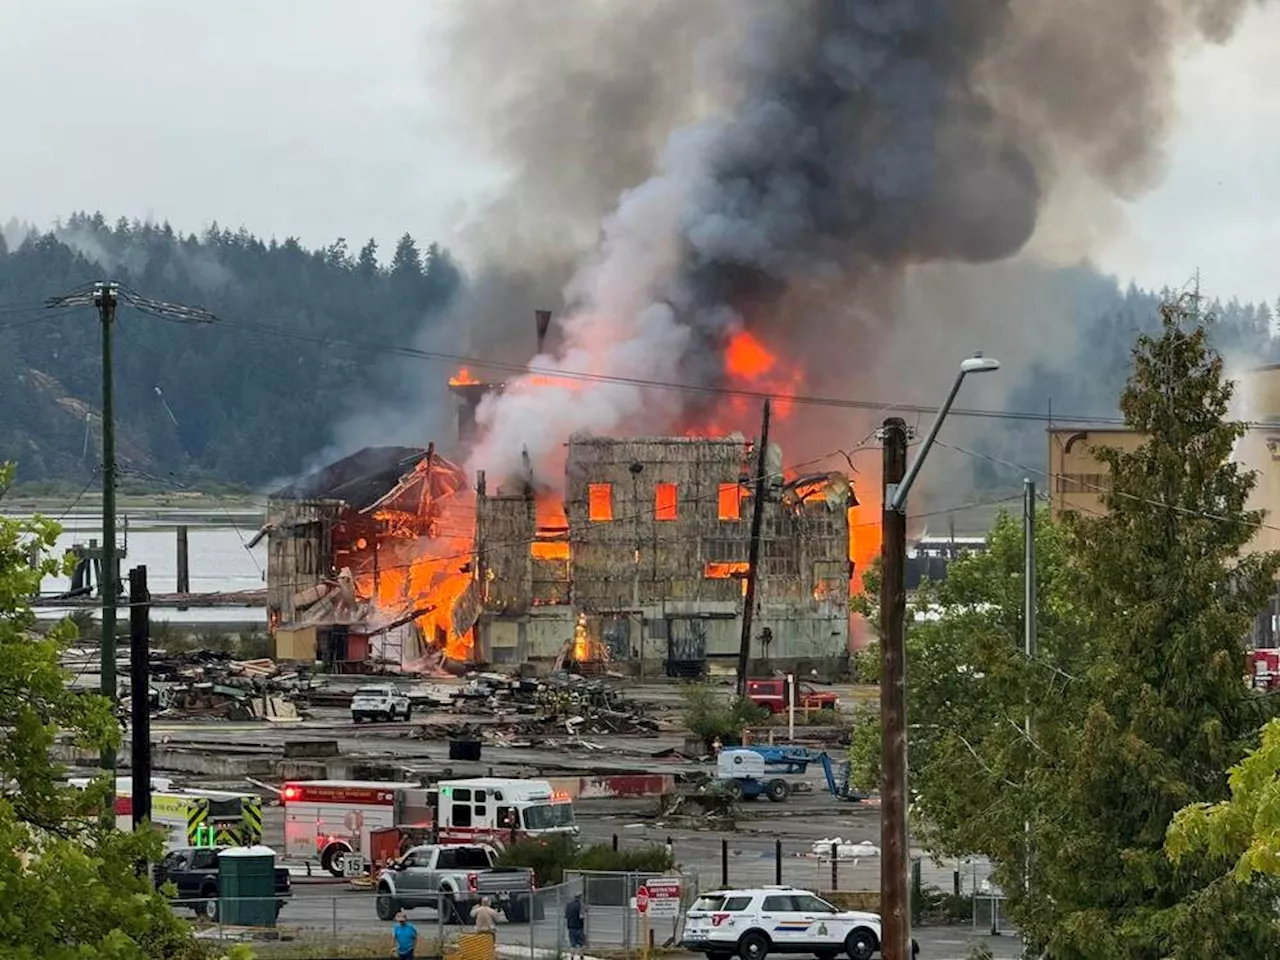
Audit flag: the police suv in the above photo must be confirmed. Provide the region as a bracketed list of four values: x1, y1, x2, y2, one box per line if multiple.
[682, 886, 882, 960]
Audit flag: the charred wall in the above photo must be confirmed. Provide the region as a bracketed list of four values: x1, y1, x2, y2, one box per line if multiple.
[264, 497, 340, 628]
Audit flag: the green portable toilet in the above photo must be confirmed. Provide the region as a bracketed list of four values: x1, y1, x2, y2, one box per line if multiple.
[218, 845, 278, 927]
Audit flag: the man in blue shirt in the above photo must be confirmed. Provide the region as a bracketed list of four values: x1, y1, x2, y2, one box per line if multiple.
[392, 910, 418, 959]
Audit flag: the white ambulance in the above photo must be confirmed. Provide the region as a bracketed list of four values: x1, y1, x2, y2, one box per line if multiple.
[434, 777, 577, 845]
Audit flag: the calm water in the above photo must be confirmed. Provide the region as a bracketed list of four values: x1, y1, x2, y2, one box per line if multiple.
[15, 513, 266, 624]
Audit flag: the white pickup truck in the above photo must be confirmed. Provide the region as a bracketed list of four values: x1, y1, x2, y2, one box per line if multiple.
[351, 685, 412, 723]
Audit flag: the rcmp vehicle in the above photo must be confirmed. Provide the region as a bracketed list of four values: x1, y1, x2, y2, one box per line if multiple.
[682, 886, 882, 960]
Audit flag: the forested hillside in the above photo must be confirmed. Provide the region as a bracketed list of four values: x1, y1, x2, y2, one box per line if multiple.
[0, 213, 460, 486]
[1, 213, 1276, 493]
[973, 279, 1279, 490]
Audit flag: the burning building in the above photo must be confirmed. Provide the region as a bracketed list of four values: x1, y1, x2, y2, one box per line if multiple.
[262, 445, 480, 673]
[265, 309, 865, 675]
[474, 435, 853, 674]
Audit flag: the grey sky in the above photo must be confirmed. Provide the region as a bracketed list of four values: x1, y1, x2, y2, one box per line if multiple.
[0, 0, 1275, 303]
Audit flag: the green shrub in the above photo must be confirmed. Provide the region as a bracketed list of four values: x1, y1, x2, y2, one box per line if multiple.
[851, 645, 880, 684]
[681, 684, 770, 750]
[497, 836, 674, 885]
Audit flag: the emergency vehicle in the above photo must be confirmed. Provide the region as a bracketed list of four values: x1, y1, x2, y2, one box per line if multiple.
[434, 777, 577, 845]
[281, 780, 430, 875]
[281, 777, 577, 876]
[70, 778, 265, 848]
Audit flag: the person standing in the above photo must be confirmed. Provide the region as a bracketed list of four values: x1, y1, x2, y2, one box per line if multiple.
[392, 910, 418, 960]
[564, 893, 586, 958]
[471, 896, 501, 941]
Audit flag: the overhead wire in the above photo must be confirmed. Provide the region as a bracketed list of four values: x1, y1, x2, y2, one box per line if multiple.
[933, 439, 1280, 535]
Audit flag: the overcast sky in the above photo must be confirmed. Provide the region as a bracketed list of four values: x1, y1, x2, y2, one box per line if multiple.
[0, 0, 1276, 304]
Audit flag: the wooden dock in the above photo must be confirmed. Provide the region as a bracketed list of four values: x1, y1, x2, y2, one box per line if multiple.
[32, 589, 266, 609]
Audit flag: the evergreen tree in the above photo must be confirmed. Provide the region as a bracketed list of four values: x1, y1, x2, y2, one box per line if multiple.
[874, 299, 1280, 958]
[1028, 300, 1280, 956]
[356, 237, 379, 278]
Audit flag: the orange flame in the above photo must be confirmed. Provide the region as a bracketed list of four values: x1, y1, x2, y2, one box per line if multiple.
[351, 452, 478, 663]
[725, 330, 776, 380]
[449, 367, 480, 386]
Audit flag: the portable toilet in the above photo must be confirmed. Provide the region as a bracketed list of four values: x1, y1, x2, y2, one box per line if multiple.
[218, 845, 277, 927]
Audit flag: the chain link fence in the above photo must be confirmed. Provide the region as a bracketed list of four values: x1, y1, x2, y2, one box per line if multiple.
[595, 830, 993, 895]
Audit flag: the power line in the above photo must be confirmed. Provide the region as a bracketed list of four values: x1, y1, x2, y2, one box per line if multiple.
[935, 439, 1280, 535]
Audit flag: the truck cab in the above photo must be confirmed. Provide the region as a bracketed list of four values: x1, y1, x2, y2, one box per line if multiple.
[374, 843, 537, 924]
[745, 677, 839, 714]
[154, 846, 292, 923]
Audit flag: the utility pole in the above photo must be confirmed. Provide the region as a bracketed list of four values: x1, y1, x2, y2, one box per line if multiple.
[879, 417, 910, 960]
[129, 566, 152, 830]
[737, 399, 771, 697]
[96, 283, 120, 780]
[45, 283, 217, 808]
[1023, 478, 1037, 891]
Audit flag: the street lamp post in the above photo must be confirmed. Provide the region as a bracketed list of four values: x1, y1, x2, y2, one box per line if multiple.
[879, 353, 1000, 960]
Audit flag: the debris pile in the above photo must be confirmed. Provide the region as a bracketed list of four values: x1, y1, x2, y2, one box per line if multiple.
[146, 652, 313, 721]
[408, 672, 660, 744]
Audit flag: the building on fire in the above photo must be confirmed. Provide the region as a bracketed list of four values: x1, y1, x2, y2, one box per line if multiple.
[475, 435, 853, 673]
[262, 436, 855, 675]
[262, 308, 854, 675]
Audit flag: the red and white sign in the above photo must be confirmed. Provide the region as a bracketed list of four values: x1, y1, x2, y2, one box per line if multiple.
[635, 886, 650, 915]
[645, 878, 682, 919]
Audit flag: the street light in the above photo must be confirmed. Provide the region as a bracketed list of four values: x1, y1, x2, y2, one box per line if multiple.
[879, 352, 1001, 960]
[890, 353, 1001, 513]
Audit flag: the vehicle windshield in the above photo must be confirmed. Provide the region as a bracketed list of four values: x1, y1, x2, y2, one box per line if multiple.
[522, 802, 575, 830]
[354, 687, 388, 696]
[691, 895, 726, 911]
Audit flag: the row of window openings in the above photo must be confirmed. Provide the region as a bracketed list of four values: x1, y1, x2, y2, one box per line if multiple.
[587, 482, 745, 522]
[1055, 473, 1111, 494]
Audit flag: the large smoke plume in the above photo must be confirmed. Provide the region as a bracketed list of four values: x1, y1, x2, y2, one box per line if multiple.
[434, 0, 1267, 485]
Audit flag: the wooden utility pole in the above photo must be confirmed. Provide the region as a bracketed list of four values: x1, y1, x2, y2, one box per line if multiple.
[44, 282, 216, 806]
[879, 417, 910, 960]
[96, 283, 120, 781]
[736, 399, 771, 696]
[129, 565, 152, 830]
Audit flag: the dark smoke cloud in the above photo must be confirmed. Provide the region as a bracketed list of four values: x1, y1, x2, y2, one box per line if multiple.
[432, 0, 1267, 482]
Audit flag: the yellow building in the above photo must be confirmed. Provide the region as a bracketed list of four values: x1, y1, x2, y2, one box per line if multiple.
[1236, 365, 1280, 557]
[1047, 426, 1144, 521]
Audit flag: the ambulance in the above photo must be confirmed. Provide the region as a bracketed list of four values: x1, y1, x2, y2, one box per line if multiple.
[281, 776, 577, 876]
[70, 777, 265, 848]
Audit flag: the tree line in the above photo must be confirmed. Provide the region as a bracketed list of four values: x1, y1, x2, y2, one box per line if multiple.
[0, 212, 460, 488]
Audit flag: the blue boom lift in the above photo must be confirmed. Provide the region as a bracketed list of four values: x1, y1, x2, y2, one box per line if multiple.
[714, 745, 867, 802]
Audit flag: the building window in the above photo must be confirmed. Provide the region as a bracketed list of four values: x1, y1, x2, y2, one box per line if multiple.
[718, 483, 742, 521]
[655, 482, 678, 521]
[1056, 472, 1110, 494]
[588, 483, 613, 521]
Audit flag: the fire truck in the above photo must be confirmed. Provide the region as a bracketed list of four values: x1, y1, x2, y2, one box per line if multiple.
[282, 780, 430, 875]
[69, 778, 264, 848]
[281, 777, 577, 876]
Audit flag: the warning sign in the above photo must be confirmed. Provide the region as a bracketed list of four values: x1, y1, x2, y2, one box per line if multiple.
[645, 877, 682, 919]
[635, 885, 649, 915]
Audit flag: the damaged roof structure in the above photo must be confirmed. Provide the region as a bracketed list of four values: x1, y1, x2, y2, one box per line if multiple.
[264, 445, 478, 674]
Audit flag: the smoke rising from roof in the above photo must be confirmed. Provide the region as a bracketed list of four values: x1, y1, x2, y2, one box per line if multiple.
[435, 0, 1268, 485]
